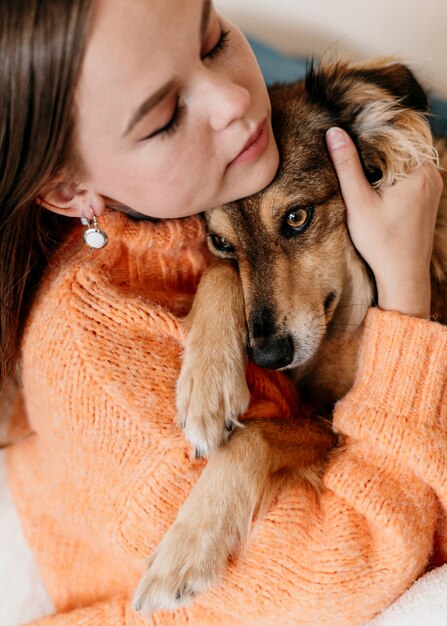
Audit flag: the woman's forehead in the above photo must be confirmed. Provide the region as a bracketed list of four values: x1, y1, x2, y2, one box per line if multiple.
[83, 0, 207, 72]
[77, 0, 207, 126]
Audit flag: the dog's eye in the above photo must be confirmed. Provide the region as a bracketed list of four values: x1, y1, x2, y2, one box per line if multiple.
[208, 233, 235, 255]
[287, 208, 308, 229]
[283, 205, 314, 236]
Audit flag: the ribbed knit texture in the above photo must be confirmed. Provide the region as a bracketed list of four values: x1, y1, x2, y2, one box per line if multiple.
[6, 210, 447, 626]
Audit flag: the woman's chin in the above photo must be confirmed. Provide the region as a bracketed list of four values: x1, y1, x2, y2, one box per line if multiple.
[223, 144, 279, 205]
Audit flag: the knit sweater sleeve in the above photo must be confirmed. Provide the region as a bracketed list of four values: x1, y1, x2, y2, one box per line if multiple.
[21, 298, 447, 626]
[228, 307, 447, 626]
[24, 597, 268, 626]
[25, 598, 239, 626]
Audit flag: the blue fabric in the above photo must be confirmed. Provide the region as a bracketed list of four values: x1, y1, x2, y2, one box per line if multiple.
[248, 37, 308, 85]
[250, 37, 447, 136]
[430, 97, 447, 136]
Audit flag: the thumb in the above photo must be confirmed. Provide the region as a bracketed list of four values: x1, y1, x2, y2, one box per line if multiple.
[326, 127, 375, 210]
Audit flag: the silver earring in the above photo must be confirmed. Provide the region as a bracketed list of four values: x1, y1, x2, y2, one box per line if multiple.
[80, 211, 109, 250]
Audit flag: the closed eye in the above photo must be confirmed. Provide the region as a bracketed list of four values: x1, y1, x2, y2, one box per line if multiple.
[203, 28, 230, 60]
[142, 101, 185, 140]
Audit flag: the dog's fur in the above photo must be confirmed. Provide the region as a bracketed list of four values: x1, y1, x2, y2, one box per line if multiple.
[133, 60, 447, 615]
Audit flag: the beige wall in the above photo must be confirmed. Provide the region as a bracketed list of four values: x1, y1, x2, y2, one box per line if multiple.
[217, 0, 447, 97]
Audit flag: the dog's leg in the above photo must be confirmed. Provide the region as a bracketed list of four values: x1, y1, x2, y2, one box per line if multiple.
[176, 260, 251, 457]
[132, 417, 336, 616]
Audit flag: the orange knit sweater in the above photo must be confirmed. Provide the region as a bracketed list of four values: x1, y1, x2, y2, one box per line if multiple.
[6, 210, 447, 626]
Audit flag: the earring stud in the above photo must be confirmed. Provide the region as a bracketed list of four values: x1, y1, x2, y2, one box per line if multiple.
[81, 211, 109, 250]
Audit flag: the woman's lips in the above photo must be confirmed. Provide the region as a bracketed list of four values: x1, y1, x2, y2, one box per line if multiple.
[228, 119, 270, 168]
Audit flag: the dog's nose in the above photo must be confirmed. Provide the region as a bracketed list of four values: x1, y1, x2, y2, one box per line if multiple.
[251, 335, 294, 370]
[251, 306, 276, 339]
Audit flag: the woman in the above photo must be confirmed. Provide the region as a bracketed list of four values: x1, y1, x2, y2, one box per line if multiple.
[0, 1, 445, 624]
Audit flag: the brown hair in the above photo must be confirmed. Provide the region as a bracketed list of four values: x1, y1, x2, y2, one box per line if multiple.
[0, 0, 93, 390]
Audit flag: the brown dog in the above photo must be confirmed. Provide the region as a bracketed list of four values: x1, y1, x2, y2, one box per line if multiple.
[133, 60, 447, 614]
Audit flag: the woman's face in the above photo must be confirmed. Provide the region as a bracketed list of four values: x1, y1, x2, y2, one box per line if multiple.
[75, 0, 279, 219]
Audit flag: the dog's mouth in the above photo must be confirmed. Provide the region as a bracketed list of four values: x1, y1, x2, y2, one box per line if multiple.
[248, 291, 339, 371]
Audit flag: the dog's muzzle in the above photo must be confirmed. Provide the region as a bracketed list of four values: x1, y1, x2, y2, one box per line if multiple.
[250, 335, 294, 370]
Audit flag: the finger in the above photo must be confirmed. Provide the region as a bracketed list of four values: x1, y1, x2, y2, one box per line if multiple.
[326, 127, 375, 210]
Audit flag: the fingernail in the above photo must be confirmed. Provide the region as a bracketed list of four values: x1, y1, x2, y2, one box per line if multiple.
[326, 127, 348, 150]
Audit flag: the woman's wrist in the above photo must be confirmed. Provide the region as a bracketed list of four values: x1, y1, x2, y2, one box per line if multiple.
[376, 269, 431, 319]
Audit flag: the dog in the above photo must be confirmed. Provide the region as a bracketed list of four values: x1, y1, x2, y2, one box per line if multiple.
[133, 59, 447, 615]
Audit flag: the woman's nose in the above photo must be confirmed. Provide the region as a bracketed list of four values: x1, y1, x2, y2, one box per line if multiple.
[196, 71, 251, 131]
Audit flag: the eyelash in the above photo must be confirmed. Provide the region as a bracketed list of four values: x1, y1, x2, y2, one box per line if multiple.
[145, 29, 231, 140]
[155, 101, 185, 139]
[204, 28, 230, 60]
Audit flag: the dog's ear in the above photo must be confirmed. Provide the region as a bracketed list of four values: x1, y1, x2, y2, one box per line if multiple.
[305, 60, 438, 186]
[346, 63, 429, 112]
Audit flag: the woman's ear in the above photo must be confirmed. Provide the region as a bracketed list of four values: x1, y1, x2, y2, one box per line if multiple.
[37, 178, 106, 218]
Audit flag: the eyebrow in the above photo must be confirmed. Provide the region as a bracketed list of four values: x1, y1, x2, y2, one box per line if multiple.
[123, 79, 176, 137]
[123, 0, 212, 138]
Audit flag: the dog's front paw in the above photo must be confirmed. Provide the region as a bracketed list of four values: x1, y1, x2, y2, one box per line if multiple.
[132, 522, 223, 617]
[176, 356, 250, 457]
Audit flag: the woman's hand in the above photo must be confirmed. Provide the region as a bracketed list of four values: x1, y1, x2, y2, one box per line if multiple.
[326, 127, 443, 319]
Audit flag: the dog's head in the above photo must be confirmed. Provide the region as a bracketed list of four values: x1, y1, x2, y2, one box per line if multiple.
[205, 60, 437, 397]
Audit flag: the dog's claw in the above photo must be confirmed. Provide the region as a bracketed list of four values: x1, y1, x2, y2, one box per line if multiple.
[132, 521, 223, 616]
[195, 448, 203, 460]
[225, 422, 234, 432]
[176, 332, 251, 456]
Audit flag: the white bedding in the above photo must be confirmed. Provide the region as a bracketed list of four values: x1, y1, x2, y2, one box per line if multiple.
[367, 564, 447, 626]
[0, 449, 54, 626]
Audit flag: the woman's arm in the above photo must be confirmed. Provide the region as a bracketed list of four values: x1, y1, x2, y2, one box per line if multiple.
[24, 307, 447, 626]
[131, 308, 447, 625]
